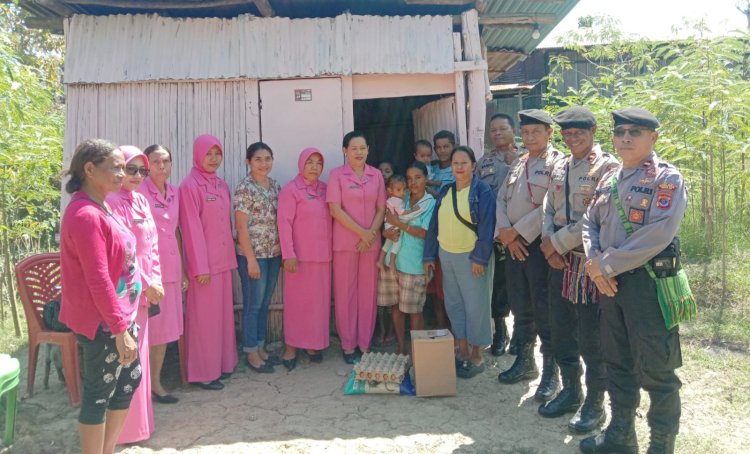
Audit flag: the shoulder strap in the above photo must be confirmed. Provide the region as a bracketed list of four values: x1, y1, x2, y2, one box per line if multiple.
[451, 185, 478, 233]
[610, 176, 657, 279]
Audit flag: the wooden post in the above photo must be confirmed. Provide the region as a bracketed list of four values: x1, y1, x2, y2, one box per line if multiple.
[461, 9, 488, 157]
[453, 33, 468, 146]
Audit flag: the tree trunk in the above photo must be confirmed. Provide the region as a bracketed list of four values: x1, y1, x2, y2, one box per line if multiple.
[1, 202, 21, 337]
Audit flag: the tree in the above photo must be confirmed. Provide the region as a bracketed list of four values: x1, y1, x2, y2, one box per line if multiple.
[545, 18, 750, 310]
[0, 13, 64, 335]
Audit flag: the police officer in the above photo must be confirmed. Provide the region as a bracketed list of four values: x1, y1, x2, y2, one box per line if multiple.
[495, 109, 565, 401]
[581, 108, 686, 454]
[537, 106, 619, 434]
[476, 113, 519, 356]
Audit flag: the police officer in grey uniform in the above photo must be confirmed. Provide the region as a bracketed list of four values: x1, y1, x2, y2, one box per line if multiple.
[476, 113, 519, 356]
[495, 109, 565, 401]
[537, 107, 619, 434]
[581, 108, 686, 454]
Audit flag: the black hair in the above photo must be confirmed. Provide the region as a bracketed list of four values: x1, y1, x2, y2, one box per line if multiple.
[143, 144, 173, 160]
[405, 160, 429, 177]
[451, 146, 477, 164]
[386, 174, 407, 187]
[378, 160, 395, 171]
[343, 130, 367, 148]
[490, 113, 515, 129]
[246, 142, 273, 160]
[65, 139, 118, 194]
[414, 140, 433, 151]
[433, 130, 456, 145]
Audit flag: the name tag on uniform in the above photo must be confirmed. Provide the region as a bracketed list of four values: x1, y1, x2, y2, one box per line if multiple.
[349, 185, 361, 190]
[133, 217, 144, 224]
[479, 166, 495, 177]
[154, 203, 165, 208]
[207, 197, 216, 202]
[307, 194, 317, 200]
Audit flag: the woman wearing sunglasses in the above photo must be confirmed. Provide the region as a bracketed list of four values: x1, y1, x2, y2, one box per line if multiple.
[106, 146, 164, 444]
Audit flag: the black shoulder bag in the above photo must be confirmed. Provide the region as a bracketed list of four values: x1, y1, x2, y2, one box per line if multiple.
[451, 185, 477, 234]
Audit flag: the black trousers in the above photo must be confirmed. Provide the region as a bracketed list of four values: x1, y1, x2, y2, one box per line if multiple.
[491, 248, 510, 319]
[505, 238, 552, 355]
[548, 268, 606, 392]
[600, 268, 682, 433]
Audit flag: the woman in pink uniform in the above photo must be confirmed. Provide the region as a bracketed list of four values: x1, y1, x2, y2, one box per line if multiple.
[106, 146, 164, 444]
[327, 131, 386, 364]
[179, 134, 238, 390]
[139, 144, 187, 403]
[277, 148, 332, 367]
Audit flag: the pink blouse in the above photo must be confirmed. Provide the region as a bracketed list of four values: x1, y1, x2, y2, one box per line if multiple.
[277, 175, 332, 262]
[326, 163, 386, 253]
[138, 178, 181, 284]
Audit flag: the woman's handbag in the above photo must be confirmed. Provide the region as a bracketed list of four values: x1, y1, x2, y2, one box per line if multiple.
[42, 299, 71, 332]
[610, 177, 697, 329]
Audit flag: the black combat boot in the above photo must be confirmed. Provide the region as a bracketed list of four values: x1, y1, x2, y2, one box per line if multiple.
[538, 365, 582, 417]
[569, 390, 606, 434]
[507, 333, 519, 355]
[580, 409, 638, 454]
[646, 430, 676, 454]
[490, 317, 508, 356]
[498, 343, 539, 384]
[534, 355, 560, 401]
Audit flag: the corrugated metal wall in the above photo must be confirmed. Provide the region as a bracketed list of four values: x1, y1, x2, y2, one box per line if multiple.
[412, 97, 457, 147]
[64, 13, 455, 83]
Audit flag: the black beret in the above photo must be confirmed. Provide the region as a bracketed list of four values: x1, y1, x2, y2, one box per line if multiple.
[518, 109, 554, 126]
[612, 108, 660, 129]
[554, 106, 596, 129]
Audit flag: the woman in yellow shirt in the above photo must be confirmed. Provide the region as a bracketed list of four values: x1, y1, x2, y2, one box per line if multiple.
[423, 146, 497, 378]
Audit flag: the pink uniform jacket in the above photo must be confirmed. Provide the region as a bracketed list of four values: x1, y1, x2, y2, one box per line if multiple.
[107, 188, 162, 301]
[277, 148, 332, 262]
[326, 163, 386, 252]
[138, 178, 181, 284]
[179, 166, 237, 277]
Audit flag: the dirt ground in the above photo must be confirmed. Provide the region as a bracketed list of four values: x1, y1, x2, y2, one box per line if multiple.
[5, 332, 749, 454]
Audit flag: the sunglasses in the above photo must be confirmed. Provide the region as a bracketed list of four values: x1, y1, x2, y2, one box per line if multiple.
[125, 165, 150, 177]
[612, 126, 651, 138]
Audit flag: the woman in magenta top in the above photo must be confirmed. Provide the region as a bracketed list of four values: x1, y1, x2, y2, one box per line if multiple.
[327, 131, 386, 363]
[60, 139, 142, 454]
[139, 144, 186, 403]
[179, 134, 238, 390]
[277, 148, 332, 367]
[107, 146, 164, 445]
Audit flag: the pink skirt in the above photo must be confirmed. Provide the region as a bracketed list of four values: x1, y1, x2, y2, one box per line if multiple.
[148, 281, 184, 345]
[283, 261, 331, 350]
[117, 304, 154, 444]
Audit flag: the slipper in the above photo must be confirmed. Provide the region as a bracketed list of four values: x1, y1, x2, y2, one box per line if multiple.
[457, 361, 485, 379]
[282, 357, 297, 371]
[307, 351, 323, 363]
[152, 392, 179, 404]
[264, 355, 283, 366]
[194, 380, 224, 390]
[245, 357, 274, 373]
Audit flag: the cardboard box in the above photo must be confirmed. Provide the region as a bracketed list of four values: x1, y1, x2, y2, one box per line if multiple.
[411, 329, 456, 397]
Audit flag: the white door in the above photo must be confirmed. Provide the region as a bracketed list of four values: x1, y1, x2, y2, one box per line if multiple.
[259, 78, 344, 185]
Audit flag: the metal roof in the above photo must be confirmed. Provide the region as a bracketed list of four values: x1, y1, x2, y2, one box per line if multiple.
[18, 0, 579, 78]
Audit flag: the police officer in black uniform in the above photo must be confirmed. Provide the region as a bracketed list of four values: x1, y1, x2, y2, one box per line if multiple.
[475, 113, 520, 356]
[496, 110, 565, 401]
[537, 107, 618, 434]
[581, 108, 686, 454]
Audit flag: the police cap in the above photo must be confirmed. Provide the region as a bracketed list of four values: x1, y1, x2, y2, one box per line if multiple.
[611, 107, 660, 129]
[553, 106, 596, 130]
[518, 109, 554, 126]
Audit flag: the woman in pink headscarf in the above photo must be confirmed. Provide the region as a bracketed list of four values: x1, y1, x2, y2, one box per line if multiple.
[179, 134, 238, 390]
[106, 146, 164, 444]
[277, 148, 332, 367]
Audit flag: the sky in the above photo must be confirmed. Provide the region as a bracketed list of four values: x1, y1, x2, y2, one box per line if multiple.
[540, 0, 748, 47]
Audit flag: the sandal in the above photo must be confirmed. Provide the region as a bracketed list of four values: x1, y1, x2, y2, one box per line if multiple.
[456, 361, 485, 379]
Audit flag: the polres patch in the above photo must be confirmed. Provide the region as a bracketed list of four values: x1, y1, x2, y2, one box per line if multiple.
[656, 191, 672, 210]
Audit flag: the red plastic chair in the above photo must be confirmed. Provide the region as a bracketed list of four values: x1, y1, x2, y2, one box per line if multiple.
[15, 253, 81, 407]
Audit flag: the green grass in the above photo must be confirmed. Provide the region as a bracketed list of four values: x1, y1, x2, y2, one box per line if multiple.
[681, 253, 750, 351]
[0, 313, 27, 355]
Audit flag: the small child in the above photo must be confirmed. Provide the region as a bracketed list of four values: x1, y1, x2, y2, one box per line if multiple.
[414, 140, 440, 196]
[378, 174, 427, 272]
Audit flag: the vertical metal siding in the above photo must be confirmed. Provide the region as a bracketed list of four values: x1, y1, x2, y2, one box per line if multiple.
[64, 13, 454, 83]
